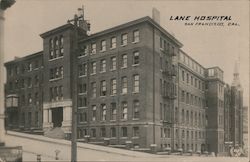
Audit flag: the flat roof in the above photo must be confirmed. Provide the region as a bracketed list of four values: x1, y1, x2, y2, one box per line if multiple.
[4, 51, 43, 66]
[79, 16, 183, 48]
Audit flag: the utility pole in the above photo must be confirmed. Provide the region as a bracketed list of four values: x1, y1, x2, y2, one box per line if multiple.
[70, 14, 79, 162]
[0, 0, 15, 146]
[68, 7, 89, 161]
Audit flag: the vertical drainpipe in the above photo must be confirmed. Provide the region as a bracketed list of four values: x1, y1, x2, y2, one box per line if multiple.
[152, 26, 156, 144]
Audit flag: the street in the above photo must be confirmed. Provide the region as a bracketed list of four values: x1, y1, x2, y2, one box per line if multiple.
[4, 131, 249, 162]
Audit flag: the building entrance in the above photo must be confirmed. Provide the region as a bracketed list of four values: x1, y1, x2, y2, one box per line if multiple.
[52, 107, 63, 127]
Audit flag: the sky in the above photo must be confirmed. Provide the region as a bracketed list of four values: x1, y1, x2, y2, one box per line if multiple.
[3, 0, 249, 106]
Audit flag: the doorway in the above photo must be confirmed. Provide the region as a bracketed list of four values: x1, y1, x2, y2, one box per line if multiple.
[52, 107, 63, 127]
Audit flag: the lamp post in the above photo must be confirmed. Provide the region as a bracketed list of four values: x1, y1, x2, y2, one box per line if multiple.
[0, 0, 15, 145]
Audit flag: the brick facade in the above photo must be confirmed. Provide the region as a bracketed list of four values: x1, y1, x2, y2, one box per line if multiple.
[4, 15, 244, 154]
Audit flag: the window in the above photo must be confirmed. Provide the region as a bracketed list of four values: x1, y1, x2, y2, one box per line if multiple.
[91, 62, 96, 74]
[122, 102, 128, 120]
[79, 112, 87, 122]
[34, 75, 39, 88]
[101, 104, 107, 121]
[79, 63, 87, 76]
[111, 103, 117, 121]
[160, 37, 163, 49]
[34, 92, 39, 105]
[100, 59, 106, 72]
[186, 92, 189, 104]
[59, 86, 63, 100]
[160, 103, 163, 120]
[133, 51, 139, 65]
[121, 33, 128, 46]
[191, 111, 193, 125]
[111, 37, 116, 49]
[110, 57, 116, 70]
[111, 127, 116, 137]
[181, 90, 185, 102]
[208, 69, 214, 77]
[27, 77, 32, 87]
[91, 82, 96, 98]
[79, 83, 87, 94]
[133, 127, 139, 137]
[182, 70, 185, 81]
[133, 30, 139, 43]
[91, 129, 96, 137]
[49, 87, 53, 101]
[182, 130, 185, 138]
[91, 43, 96, 54]
[191, 76, 193, 85]
[186, 110, 189, 124]
[111, 78, 117, 95]
[100, 127, 106, 137]
[195, 112, 197, 125]
[20, 79, 25, 88]
[100, 80, 107, 96]
[175, 107, 178, 122]
[121, 54, 127, 68]
[121, 77, 128, 94]
[133, 74, 139, 93]
[92, 105, 96, 121]
[78, 97, 87, 107]
[79, 45, 88, 57]
[181, 109, 184, 123]
[133, 100, 140, 119]
[34, 61, 39, 69]
[186, 73, 189, 84]
[101, 40, 106, 51]
[59, 36, 64, 56]
[121, 127, 127, 137]
[28, 93, 32, 104]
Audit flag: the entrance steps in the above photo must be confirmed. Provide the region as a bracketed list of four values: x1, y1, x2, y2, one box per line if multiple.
[44, 127, 65, 139]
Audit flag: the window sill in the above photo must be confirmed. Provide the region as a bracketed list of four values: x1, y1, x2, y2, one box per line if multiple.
[78, 55, 87, 59]
[121, 67, 127, 69]
[121, 137, 128, 139]
[100, 71, 106, 74]
[121, 44, 127, 47]
[78, 106, 87, 109]
[132, 118, 139, 121]
[100, 50, 106, 53]
[49, 77, 63, 82]
[132, 41, 139, 44]
[90, 73, 96, 76]
[121, 92, 127, 95]
[110, 69, 116, 72]
[79, 121, 87, 124]
[49, 56, 64, 61]
[110, 47, 116, 50]
[121, 119, 127, 122]
[132, 64, 139, 67]
[132, 136, 139, 139]
[78, 92, 87, 95]
[79, 75, 87, 78]
[90, 52, 96, 55]
[110, 94, 117, 97]
[132, 91, 139, 94]
[110, 120, 116, 122]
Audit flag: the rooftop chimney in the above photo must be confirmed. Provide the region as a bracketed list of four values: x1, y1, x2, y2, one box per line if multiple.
[152, 8, 160, 24]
